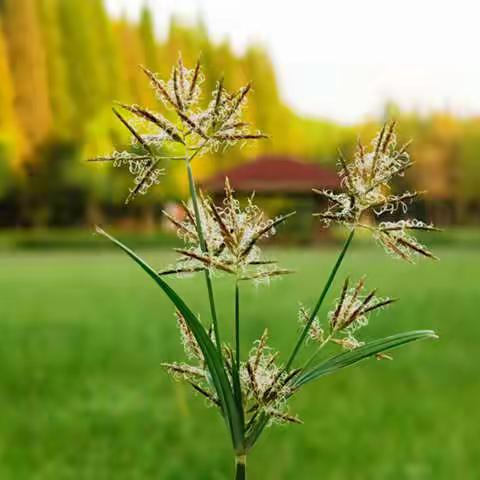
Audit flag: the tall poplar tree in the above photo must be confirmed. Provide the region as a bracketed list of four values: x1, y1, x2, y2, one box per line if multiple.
[1, 0, 52, 155]
[38, 0, 73, 137]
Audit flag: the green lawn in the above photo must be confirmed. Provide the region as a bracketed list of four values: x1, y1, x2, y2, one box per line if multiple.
[0, 245, 478, 479]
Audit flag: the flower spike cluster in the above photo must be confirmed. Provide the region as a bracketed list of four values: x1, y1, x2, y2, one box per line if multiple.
[240, 329, 302, 425]
[160, 179, 294, 283]
[300, 277, 396, 357]
[90, 54, 440, 477]
[89, 54, 267, 203]
[163, 318, 301, 424]
[162, 311, 220, 408]
[314, 121, 439, 262]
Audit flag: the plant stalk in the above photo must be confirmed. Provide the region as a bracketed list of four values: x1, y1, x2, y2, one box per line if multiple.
[235, 280, 240, 367]
[235, 455, 247, 480]
[185, 156, 222, 354]
[285, 229, 355, 370]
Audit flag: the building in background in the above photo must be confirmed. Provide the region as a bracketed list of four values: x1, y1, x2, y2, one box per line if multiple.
[202, 155, 340, 242]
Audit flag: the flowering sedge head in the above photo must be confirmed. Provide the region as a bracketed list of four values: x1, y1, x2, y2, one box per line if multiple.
[314, 122, 439, 262]
[89, 54, 267, 203]
[160, 179, 294, 283]
[163, 317, 301, 423]
[299, 277, 396, 358]
[162, 311, 220, 408]
[240, 329, 302, 425]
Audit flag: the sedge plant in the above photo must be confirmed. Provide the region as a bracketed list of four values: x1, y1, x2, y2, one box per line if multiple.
[90, 55, 438, 479]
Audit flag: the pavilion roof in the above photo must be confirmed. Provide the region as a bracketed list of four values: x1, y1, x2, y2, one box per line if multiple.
[202, 154, 340, 194]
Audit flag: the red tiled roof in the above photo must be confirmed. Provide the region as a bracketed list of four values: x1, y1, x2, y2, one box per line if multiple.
[202, 155, 340, 193]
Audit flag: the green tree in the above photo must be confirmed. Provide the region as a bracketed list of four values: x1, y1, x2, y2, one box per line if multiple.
[1, 0, 52, 155]
[0, 19, 19, 198]
[139, 5, 159, 72]
[38, 0, 73, 137]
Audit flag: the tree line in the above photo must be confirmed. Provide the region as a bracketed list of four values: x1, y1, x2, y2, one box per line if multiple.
[0, 0, 478, 227]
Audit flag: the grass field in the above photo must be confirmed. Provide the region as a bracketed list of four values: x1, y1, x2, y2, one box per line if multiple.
[0, 243, 478, 479]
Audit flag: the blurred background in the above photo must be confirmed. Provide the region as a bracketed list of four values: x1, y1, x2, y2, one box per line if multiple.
[0, 1, 478, 479]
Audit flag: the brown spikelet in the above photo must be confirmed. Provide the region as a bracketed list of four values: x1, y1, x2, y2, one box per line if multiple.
[396, 237, 437, 260]
[337, 148, 355, 191]
[162, 363, 205, 379]
[362, 298, 397, 315]
[118, 103, 185, 144]
[357, 137, 366, 163]
[220, 121, 250, 132]
[223, 82, 251, 124]
[239, 269, 294, 281]
[162, 210, 196, 238]
[177, 54, 186, 95]
[174, 248, 236, 273]
[270, 410, 303, 425]
[380, 232, 413, 263]
[343, 289, 377, 328]
[181, 201, 198, 228]
[381, 120, 397, 154]
[140, 65, 176, 108]
[158, 266, 205, 276]
[371, 122, 387, 178]
[177, 111, 209, 139]
[262, 370, 283, 403]
[207, 198, 236, 248]
[112, 108, 152, 153]
[253, 329, 269, 372]
[175, 310, 203, 360]
[214, 133, 269, 141]
[398, 139, 412, 156]
[246, 361, 261, 400]
[214, 77, 224, 109]
[241, 211, 295, 258]
[265, 351, 280, 370]
[338, 277, 365, 328]
[188, 58, 201, 102]
[331, 277, 350, 330]
[173, 68, 184, 112]
[88, 154, 151, 163]
[187, 381, 220, 406]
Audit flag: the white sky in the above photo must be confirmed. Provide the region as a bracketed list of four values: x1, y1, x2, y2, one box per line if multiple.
[105, 0, 479, 124]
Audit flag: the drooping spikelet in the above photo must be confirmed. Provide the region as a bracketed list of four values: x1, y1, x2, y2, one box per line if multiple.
[161, 311, 219, 407]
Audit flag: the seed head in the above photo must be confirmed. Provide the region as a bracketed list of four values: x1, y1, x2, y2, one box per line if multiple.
[240, 330, 300, 425]
[91, 53, 266, 203]
[323, 277, 397, 353]
[160, 179, 293, 283]
[314, 122, 438, 262]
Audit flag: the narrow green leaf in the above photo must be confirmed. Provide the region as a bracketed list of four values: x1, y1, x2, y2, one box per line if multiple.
[245, 412, 269, 450]
[95, 227, 244, 450]
[285, 229, 355, 370]
[293, 330, 437, 389]
[245, 330, 437, 450]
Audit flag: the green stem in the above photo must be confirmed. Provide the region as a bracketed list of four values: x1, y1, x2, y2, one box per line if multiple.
[302, 332, 335, 371]
[235, 455, 247, 480]
[185, 157, 222, 353]
[285, 229, 355, 370]
[235, 280, 240, 367]
[232, 278, 245, 431]
[244, 231, 355, 453]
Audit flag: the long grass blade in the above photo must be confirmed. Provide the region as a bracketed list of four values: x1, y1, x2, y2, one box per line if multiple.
[293, 330, 437, 389]
[95, 227, 244, 450]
